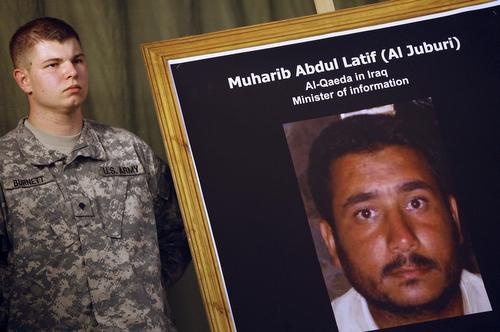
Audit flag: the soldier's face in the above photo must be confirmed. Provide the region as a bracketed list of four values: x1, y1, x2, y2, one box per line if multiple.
[322, 146, 462, 311]
[17, 38, 88, 114]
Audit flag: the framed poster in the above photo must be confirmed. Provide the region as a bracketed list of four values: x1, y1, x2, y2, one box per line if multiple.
[142, 1, 499, 331]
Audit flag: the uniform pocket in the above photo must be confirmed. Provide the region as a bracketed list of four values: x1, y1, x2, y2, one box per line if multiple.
[2, 169, 77, 251]
[98, 162, 144, 239]
[101, 177, 128, 239]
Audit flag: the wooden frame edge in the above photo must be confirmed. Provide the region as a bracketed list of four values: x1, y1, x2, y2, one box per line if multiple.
[142, 45, 234, 332]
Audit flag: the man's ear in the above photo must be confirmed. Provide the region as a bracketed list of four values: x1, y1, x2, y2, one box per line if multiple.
[319, 219, 341, 267]
[448, 195, 463, 244]
[13, 68, 32, 95]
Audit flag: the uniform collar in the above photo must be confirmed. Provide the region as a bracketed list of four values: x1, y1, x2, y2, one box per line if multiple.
[17, 118, 107, 166]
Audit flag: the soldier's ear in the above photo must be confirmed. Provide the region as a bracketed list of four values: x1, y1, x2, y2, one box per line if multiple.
[13, 68, 32, 95]
[319, 219, 341, 267]
[448, 195, 463, 244]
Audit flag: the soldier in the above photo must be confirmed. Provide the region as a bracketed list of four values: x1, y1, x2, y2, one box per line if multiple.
[0, 17, 191, 330]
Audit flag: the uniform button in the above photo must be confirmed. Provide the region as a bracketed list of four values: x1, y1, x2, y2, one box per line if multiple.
[78, 202, 86, 210]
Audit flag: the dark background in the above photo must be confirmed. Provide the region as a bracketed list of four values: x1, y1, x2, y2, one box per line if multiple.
[171, 5, 500, 331]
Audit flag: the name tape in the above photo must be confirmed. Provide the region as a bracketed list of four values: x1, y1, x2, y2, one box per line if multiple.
[3, 172, 54, 189]
[101, 164, 144, 177]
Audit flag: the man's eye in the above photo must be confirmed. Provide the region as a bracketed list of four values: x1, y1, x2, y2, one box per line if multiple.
[406, 198, 427, 210]
[355, 208, 376, 220]
[45, 63, 57, 68]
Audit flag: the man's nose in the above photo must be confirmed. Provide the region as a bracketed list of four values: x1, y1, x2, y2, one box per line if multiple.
[386, 209, 418, 253]
[64, 61, 78, 78]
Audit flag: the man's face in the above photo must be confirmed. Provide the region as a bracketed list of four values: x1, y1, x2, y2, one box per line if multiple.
[17, 38, 88, 114]
[325, 145, 462, 312]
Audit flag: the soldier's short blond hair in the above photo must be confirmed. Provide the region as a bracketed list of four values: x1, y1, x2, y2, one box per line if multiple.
[9, 17, 81, 68]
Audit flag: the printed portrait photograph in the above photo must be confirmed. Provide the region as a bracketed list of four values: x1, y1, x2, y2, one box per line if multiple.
[283, 98, 492, 331]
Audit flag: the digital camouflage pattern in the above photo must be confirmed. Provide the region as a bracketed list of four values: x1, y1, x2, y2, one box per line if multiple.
[0, 119, 191, 331]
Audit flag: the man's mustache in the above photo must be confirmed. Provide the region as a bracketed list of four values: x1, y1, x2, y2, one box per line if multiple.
[381, 253, 438, 277]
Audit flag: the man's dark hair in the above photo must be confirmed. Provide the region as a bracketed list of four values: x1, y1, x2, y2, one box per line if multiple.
[9, 16, 80, 67]
[308, 100, 454, 226]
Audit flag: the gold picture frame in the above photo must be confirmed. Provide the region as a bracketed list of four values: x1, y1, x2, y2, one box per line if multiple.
[142, 1, 495, 331]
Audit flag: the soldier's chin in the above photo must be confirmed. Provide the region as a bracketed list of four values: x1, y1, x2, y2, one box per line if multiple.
[63, 97, 85, 109]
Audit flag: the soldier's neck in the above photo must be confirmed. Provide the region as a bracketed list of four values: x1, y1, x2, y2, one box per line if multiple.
[24, 119, 80, 155]
[28, 107, 83, 136]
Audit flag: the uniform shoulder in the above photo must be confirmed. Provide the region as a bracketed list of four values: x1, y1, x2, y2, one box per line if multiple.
[0, 125, 22, 165]
[86, 119, 150, 148]
[0, 126, 21, 148]
[85, 119, 159, 170]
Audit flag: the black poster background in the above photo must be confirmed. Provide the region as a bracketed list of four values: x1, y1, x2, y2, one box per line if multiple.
[170, 5, 500, 331]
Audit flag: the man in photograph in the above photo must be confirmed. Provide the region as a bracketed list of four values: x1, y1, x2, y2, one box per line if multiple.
[308, 109, 491, 331]
[0, 17, 190, 330]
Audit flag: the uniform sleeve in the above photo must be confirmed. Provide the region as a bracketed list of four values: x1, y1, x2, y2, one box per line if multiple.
[152, 157, 192, 286]
[0, 188, 7, 254]
[0, 187, 9, 329]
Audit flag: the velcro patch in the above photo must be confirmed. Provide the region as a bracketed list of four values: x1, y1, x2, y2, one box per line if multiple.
[3, 171, 55, 190]
[101, 163, 144, 177]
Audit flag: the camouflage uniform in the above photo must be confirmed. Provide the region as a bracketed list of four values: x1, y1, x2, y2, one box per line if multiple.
[0, 119, 191, 331]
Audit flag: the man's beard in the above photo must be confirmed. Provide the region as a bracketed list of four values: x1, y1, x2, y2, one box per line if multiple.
[336, 227, 463, 317]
